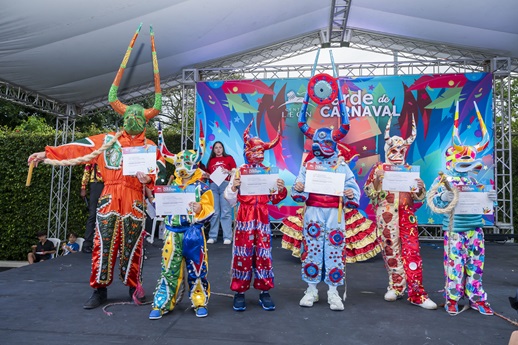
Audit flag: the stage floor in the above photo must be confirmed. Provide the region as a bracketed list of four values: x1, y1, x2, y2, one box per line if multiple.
[1, 236, 517, 345]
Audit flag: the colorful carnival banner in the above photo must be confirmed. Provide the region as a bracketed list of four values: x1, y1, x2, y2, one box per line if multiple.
[196, 73, 494, 226]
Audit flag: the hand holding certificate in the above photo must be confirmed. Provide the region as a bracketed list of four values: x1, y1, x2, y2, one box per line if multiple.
[122, 145, 157, 176]
[210, 166, 228, 186]
[381, 165, 421, 192]
[154, 185, 196, 216]
[303, 162, 346, 196]
[454, 185, 494, 215]
[239, 166, 279, 196]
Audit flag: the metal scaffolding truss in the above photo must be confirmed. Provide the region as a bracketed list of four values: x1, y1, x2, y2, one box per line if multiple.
[181, 56, 513, 239]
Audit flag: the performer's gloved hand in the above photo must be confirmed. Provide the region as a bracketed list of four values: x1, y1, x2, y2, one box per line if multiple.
[487, 190, 497, 201]
[440, 191, 454, 202]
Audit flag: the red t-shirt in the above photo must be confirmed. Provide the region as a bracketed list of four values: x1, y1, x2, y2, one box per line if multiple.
[206, 156, 237, 182]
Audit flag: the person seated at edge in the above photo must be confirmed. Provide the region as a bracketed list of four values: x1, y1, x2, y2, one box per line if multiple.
[28, 232, 56, 264]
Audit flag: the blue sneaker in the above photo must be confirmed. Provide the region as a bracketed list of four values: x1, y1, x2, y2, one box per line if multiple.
[195, 306, 208, 318]
[149, 308, 169, 320]
[233, 293, 246, 311]
[259, 292, 276, 311]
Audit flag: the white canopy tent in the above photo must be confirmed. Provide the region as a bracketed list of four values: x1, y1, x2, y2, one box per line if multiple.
[1, 0, 515, 240]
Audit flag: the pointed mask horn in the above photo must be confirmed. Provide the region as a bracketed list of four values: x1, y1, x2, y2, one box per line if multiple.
[192, 120, 205, 164]
[331, 79, 350, 141]
[472, 101, 490, 152]
[157, 122, 176, 164]
[108, 23, 143, 115]
[243, 119, 254, 144]
[263, 122, 282, 150]
[384, 115, 394, 145]
[144, 25, 162, 121]
[452, 101, 463, 150]
[404, 114, 417, 146]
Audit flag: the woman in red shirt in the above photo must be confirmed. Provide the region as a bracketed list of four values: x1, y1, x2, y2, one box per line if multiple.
[205, 141, 237, 244]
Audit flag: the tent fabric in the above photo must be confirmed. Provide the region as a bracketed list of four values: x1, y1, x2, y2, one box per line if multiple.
[1, 0, 517, 108]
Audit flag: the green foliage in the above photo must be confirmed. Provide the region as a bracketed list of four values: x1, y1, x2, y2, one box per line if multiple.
[0, 127, 181, 261]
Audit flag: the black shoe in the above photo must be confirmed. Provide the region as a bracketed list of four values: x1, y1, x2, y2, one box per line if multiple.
[259, 292, 276, 311]
[129, 287, 146, 303]
[509, 288, 518, 311]
[233, 293, 246, 311]
[83, 288, 107, 309]
[82, 245, 92, 254]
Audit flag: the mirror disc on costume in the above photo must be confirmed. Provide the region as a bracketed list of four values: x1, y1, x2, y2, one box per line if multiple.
[308, 73, 338, 105]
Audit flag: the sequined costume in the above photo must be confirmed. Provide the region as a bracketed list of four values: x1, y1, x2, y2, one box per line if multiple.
[363, 115, 435, 309]
[224, 119, 287, 296]
[428, 101, 494, 315]
[150, 123, 215, 319]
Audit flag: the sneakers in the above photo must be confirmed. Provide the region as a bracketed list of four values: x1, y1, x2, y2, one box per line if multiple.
[207, 238, 215, 244]
[149, 308, 169, 320]
[327, 290, 344, 311]
[129, 287, 146, 303]
[445, 299, 459, 316]
[223, 239, 232, 245]
[299, 288, 319, 307]
[384, 289, 401, 302]
[411, 298, 437, 310]
[233, 293, 246, 311]
[470, 301, 494, 316]
[83, 288, 107, 309]
[259, 292, 276, 311]
[195, 306, 208, 318]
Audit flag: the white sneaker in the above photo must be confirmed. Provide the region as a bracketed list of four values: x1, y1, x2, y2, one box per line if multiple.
[384, 289, 400, 302]
[223, 239, 231, 245]
[411, 298, 437, 310]
[327, 290, 344, 311]
[299, 288, 319, 307]
[207, 238, 215, 244]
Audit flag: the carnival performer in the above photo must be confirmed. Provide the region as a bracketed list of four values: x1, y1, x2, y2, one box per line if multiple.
[224, 119, 287, 312]
[281, 143, 380, 263]
[149, 122, 214, 319]
[28, 24, 167, 309]
[428, 101, 495, 316]
[291, 72, 361, 311]
[363, 115, 437, 310]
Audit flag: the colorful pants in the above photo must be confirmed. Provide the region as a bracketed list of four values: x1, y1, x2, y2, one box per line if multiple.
[152, 227, 210, 311]
[301, 206, 346, 286]
[382, 205, 428, 303]
[231, 218, 274, 293]
[443, 228, 487, 302]
[91, 184, 145, 289]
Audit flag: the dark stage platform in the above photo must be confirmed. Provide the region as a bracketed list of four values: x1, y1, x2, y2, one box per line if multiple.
[1, 237, 517, 345]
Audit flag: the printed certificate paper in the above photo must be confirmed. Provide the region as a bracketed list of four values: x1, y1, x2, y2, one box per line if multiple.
[210, 166, 228, 186]
[240, 167, 279, 196]
[122, 146, 157, 176]
[382, 165, 420, 192]
[454, 185, 494, 215]
[154, 185, 196, 216]
[304, 162, 346, 197]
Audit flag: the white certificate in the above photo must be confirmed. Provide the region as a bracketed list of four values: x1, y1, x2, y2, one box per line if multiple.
[304, 163, 346, 196]
[210, 166, 228, 186]
[240, 167, 279, 196]
[122, 146, 157, 176]
[381, 165, 420, 192]
[454, 185, 494, 215]
[154, 186, 196, 216]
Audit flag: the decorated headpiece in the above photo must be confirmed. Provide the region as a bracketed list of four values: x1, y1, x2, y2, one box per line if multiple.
[445, 101, 489, 173]
[243, 119, 281, 165]
[109, 23, 162, 135]
[384, 114, 417, 165]
[298, 49, 350, 159]
[158, 121, 205, 179]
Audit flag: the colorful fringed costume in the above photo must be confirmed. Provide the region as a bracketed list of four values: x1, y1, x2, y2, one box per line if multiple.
[149, 123, 215, 319]
[428, 101, 494, 316]
[363, 115, 436, 309]
[224, 119, 287, 311]
[29, 24, 167, 309]
[280, 144, 380, 263]
[290, 50, 361, 311]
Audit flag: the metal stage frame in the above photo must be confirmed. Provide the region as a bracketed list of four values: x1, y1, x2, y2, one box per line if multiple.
[0, 1, 515, 240]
